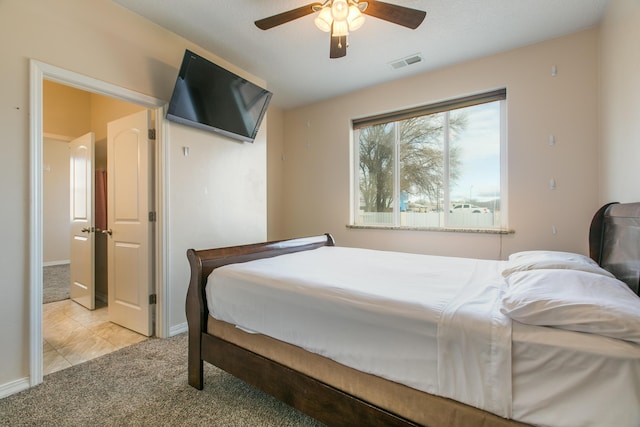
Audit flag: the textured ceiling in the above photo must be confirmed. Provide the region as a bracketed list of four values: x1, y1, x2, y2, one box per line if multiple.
[113, 0, 609, 109]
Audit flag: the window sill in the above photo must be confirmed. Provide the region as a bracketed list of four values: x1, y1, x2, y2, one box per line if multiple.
[346, 224, 515, 235]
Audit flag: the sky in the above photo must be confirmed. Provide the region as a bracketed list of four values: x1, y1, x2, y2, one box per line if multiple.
[448, 101, 501, 204]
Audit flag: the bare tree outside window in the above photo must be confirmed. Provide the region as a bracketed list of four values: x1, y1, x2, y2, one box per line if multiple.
[358, 122, 394, 213]
[399, 114, 465, 211]
[357, 114, 465, 215]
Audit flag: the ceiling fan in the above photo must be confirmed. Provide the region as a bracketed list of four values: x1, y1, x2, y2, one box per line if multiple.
[255, 1, 426, 59]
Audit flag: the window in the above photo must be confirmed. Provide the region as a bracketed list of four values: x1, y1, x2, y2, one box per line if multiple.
[352, 89, 506, 230]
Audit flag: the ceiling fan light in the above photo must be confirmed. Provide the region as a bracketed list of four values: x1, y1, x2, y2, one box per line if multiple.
[347, 5, 365, 31]
[314, 7, 333, 32]
[331, 0, 349, 22]
[332, 20, 349, 37]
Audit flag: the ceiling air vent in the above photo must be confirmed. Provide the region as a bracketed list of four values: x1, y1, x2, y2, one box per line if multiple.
[389, 53, 424, 70]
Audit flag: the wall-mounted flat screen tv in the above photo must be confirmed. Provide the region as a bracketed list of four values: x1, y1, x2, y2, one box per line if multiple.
[166, 49, 272, 143]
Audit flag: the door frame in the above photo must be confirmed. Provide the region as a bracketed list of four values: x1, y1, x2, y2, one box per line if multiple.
[29, 59, 170, 386]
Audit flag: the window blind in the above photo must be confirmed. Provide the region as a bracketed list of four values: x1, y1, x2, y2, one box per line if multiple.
[352, 88, 506, 130]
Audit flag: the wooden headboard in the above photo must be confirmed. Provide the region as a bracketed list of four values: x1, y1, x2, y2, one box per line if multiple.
[589, 202, 640, 295]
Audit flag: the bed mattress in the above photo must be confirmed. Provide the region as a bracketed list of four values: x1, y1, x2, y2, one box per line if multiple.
[206, 246, 640, 426]
[511, 322, 640, 426]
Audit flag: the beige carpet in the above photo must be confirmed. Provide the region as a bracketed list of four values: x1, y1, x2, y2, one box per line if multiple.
[43, 264, 70, 304]
[0, 333, 325, 426]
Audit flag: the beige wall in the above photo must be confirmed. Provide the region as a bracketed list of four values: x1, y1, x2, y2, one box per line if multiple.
[43, 81, 92, 137]
[599, 0, 640, 203]
[0, 0, 267, 391]
[43, 137, 72, 264]
[267, 106, 286, 240]
[167, 122, 267, 327]
[280, 29, 600, 260]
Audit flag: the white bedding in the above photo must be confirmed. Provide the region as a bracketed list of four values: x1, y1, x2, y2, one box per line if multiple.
[207, 246, 512, 416]
[206, 246, 640, 427]
[512, 322, 640, 427]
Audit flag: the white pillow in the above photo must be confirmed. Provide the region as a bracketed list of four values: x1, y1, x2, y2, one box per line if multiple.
[508, 250, 598, 264]
[502, 250, 614, 278]
[501, 269, 640, 344]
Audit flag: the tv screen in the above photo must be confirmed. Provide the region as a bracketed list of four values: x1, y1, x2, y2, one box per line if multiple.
[166, 50, 272, 143]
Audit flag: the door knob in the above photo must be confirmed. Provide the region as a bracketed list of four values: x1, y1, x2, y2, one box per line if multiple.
[81, 227, 92, 233]
[102, 229, 113, 236]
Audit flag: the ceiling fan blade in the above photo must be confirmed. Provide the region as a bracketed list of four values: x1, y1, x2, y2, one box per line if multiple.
[255, 3, 323, 30]
[363, 1, 426, 29]
[330, 34, 347, 58]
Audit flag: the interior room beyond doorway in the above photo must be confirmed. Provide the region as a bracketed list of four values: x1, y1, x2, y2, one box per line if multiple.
[42, 80, 151, 372]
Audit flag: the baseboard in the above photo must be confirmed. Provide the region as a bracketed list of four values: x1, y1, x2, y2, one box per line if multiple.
[169, 322, 188, 337]
[0, 377, 30, 399]
[43, 260, 70, 267]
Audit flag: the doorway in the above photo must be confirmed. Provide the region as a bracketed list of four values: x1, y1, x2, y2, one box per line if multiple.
[30, 60, 168, 387]
[42, 84, 150, 374]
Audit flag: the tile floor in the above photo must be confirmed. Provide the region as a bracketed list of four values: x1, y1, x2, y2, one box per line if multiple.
[43, 299, 148, 375]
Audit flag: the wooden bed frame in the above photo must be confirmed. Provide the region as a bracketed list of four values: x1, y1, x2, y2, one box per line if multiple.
[186, 202, 640, 427]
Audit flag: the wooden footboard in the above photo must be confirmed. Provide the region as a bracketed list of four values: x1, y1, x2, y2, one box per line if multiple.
[186, 234, 335, 389]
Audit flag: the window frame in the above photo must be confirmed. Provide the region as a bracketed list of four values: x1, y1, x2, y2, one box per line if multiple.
[351, 89, 508, 232]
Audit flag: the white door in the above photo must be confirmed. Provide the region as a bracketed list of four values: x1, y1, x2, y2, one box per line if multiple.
[69, 132, 95, 310]
[106, 110, 154, 336]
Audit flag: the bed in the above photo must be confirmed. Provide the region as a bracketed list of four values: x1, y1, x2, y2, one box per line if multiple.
[186, 202, 640, 427]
